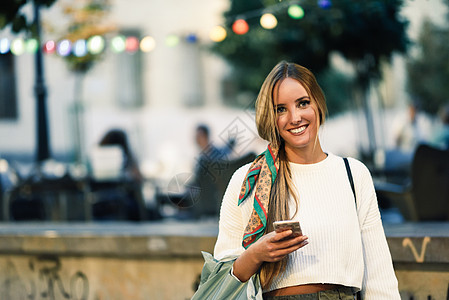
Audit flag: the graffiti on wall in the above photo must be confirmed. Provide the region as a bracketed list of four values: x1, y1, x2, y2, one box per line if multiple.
[0, 255, 89, 300]
[402, 236, 431, 263]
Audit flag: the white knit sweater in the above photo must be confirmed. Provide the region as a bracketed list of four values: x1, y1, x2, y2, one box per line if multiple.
[214, 152, 400, 299]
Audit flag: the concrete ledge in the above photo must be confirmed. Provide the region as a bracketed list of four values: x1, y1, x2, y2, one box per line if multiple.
[0, 221, 448, 261]
[0, 221, 219, 258]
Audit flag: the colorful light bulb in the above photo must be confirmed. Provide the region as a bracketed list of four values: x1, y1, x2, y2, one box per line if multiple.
[73, 40, 87, 57]
[26, 39, 39, 53]
[110, 35, 126, 53]
[125, 36, 139, 53]
[165, 35, 179, 47]
[87, 35, 105, 54]
[232, 19, 249, 35]
[0, 38, 10, 54]
[140, 36, 156, 52]
[288, 5, 305, 19]
[186, 34, 198, 44]
[318, 0, 332, 9]
[260, 13, 278, 29]
[44, 40, 56, 54]
[209, 26, 227, 42]
[57, 39, 72, 56]
[10, 38, 25, 56]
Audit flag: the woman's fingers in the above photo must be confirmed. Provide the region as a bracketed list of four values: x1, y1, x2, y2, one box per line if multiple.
[251, 231, 309, 263]
[271, 229, 293, 241]
[272, 230, 308, 245]
[263, 234, 309, 262]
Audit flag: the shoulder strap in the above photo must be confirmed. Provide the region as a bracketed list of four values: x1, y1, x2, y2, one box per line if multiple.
[343, 157, 362, 300]
[343, 157, 356, 205]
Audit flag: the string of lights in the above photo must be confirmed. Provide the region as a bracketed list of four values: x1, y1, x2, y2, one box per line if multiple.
[0, 0, 332, 57]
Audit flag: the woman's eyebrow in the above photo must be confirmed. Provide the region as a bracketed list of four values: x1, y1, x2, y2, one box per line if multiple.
[295, 96, 310, 102]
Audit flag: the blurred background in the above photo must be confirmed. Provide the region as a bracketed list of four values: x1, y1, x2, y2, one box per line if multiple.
[1, 0, 448, 223]
[0, 0, 449, 298]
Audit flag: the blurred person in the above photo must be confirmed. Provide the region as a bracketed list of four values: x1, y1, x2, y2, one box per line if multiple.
[430, 104, 449, 150]
[195, 61, 400, 299]
[90, 129, 144, 221]
[195, 124, 225, 164]
[96, 129, 143, 182]
[385, 102, 432, 178]
[392, 102, 428, 153]
[188, 124, 232, 219]
[195, 124, 235, 162]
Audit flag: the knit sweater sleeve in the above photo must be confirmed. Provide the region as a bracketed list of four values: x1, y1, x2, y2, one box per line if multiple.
[351, 158, 400, 299]
[213, 164, 251, 260]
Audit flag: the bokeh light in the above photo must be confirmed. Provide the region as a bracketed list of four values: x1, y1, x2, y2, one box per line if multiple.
[0, 38, 10, 54]
[25, 39, 39, 53]
[232, 19, 249, 35]
[125, 36, 140, 53]
[165, 35, 179, 47]
[209, 26, 227, 42]
[10, 38, 25, 56]
[260, 13, 278, 29]
[140, 36, 156, 52]
[57, 39, 72, 57]
[110, 35, 126, 53]
[186, 34, 198, 44]
[288, 5, 305, 19]
[318, 0, 332, 9]
[87, 35, 105, 55]
[44, 40, 56, 54]
[73, 40, 87, 57]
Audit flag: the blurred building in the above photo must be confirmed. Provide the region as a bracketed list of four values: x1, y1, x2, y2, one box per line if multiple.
[0, 0, 264, 179]
[0, 0, 447, 181]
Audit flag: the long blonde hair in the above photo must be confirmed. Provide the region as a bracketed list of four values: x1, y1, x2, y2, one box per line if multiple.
[255, 61, 327, 289]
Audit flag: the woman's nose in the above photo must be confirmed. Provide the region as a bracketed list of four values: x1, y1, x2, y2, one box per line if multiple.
[289, 108, 301, 124]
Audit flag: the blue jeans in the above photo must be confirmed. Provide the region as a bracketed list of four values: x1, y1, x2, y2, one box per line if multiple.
[263, 286, 356, 300]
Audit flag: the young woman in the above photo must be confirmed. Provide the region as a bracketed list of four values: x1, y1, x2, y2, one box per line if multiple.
[213, 61, 400, 299]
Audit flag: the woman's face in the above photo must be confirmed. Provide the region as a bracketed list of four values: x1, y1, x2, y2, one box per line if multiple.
[274, 78, 319, 155]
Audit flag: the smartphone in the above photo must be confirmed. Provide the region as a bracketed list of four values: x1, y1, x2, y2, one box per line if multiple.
[273, 220, 303, 238]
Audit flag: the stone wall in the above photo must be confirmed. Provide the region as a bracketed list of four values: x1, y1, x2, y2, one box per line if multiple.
[0, 255, 204, 300]
[0, 222, 447, 300]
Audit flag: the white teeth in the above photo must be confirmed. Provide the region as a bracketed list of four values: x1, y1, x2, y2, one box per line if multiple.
[290, 126, 306, 134]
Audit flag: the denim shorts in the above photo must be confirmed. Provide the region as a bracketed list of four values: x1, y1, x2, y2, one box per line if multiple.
[263, 286, 357, 300]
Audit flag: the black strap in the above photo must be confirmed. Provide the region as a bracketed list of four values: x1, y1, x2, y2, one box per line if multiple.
[343, 157, 356, 204]
[343, 158, 362, 300]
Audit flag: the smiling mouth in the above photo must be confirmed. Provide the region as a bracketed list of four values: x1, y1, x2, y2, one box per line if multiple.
[288, 125, 307, 134]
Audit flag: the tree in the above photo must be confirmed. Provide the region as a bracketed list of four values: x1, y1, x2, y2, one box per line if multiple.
[407, 19, 449, 115]
[212, 0, 408, 156]
[0, 0, 57, 34]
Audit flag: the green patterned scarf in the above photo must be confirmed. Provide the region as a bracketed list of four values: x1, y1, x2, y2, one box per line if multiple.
[238, 144, 279, 249]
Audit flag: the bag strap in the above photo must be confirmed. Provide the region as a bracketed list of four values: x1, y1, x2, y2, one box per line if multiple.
[343, 157, 362, 300]
[343, 157, 356, 205]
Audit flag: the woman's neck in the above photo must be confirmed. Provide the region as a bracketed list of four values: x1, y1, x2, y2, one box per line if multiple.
[284, 144, 327, 164]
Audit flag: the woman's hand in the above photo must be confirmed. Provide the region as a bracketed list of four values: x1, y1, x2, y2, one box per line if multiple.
[232, 230, 308, 282]
[249, 230, 308, 263]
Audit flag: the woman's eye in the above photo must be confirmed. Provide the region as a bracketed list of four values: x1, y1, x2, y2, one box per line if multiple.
[276, 106, 286, 113]
[298, 100, 311, 108]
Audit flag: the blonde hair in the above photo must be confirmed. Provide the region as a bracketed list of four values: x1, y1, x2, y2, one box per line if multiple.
[255, 61, 327, 289]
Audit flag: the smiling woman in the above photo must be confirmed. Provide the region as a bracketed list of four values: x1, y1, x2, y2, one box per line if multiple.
[193, 61, 401, 300]
[273, 78, 324, 164]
